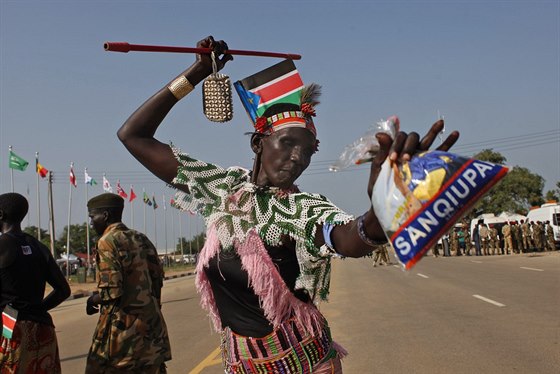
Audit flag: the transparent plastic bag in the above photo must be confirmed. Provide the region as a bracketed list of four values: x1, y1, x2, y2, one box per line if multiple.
[372, 148, 509, 270]
[329, 116, 399, 172]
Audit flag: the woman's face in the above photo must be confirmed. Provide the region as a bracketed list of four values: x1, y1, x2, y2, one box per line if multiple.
[256, 127, 316, 189]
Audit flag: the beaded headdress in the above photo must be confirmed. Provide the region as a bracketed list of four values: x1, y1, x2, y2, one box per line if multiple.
[234, 60, 320, 136]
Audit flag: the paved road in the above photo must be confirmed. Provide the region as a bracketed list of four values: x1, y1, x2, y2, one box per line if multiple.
[54, 252, 559, 373]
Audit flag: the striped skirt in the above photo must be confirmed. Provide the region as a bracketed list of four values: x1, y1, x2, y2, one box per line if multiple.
[221, 318, 344, 373]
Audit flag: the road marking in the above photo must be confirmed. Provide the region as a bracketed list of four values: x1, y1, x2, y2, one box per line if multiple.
[472, 294, 506, 307]
[470, 260, 482, 263]
[417, 273, 429, 278]
[393, 264, 400, 268]
[520, 266, 544, 272]
[189, 346, 222, 374]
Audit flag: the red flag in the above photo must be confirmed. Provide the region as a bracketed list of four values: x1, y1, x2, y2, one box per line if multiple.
[129, 187, 137, 202]
[69, 164, 77, 187]
[36, 159, 48, 178]
[116, 181, 128, 199]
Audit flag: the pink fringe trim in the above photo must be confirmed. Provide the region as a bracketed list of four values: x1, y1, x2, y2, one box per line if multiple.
[332, 340, 348, 359]
[195, 225, 222, 331]
[237, 229, 325, 337]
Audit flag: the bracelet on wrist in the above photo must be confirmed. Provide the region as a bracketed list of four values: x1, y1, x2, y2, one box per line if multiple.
[357, 213, 388, 247]
[167, 75, 194, 100]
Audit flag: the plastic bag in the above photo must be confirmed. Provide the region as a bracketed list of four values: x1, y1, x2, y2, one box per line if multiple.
[370, 126, 509, 269]
[329, 116, 399, 172]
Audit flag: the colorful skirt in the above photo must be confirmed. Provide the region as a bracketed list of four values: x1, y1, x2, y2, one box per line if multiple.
[0, 320, 61, 374]
[221, 318, 345, 373]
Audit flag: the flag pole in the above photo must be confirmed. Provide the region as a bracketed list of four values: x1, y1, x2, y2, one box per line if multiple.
[178, 207, 183, 258]
[153, 194, 158, 251]
[170, 197, 175, 257]
[143, 188, 147, 234]
[35, 152, 41, 240]
[163, 194, 168, 265]
[47, 171, 56, 256]
[65, 162, 74, 279]
[85, 168, 91, 277]
[130, 185, 135, 230]
[189, 213, 192, 258]
[9, 146, 14, 192]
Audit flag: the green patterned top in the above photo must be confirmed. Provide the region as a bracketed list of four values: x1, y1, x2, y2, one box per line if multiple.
[171, 147, 354, 301]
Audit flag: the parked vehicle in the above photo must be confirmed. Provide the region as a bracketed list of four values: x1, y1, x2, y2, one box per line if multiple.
[526, 202, 560, 248]
[56, 258, 81, 275]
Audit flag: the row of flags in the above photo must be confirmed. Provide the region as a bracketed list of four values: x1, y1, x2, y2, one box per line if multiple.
[8, 149, 176, 210]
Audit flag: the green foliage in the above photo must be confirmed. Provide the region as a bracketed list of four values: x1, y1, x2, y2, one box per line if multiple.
[472, 149, 544, 214]
[175, 233, 206, 255]
[56, 222, 93, 257]
[22, 226, 51, 248]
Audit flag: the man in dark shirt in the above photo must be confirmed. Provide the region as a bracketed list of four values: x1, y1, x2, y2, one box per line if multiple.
[0, 192, 70, 373]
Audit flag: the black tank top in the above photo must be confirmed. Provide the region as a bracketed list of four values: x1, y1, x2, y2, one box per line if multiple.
[0, 232, 54, 326]
[204, 242, 310, 338]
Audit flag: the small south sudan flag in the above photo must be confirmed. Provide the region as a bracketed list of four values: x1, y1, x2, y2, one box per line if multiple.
[234, 59, 304, 124]
[2, 305, 18, 339]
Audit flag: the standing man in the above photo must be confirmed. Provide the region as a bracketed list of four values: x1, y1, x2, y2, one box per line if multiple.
[473, 220, 483, 256]
[502, 221, 513, 255]
[489, 224, 500, 255]
[0, 193, 70, 373]
[85, 193, 171, 373]
[520, 219, 532, 252]
[545, 221, 556, 251]
[479, 223, 489, 256]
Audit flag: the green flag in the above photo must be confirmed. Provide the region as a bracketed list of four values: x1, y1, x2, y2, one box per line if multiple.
[9, 151, 28, 171]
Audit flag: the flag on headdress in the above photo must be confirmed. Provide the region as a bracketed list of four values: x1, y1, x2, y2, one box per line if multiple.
[85, 170, 97, 186]
[69, 164, 77, 187]
[8, 151, 28, 171]
[116, 181, 128, 199]
[143, 192, 152, 206]
[170, 197, 176, 208]
[129, 187, 137, 202]
[36, 159, 48, 178]
[234, 59, 304, 124]
[152, 195, 158, 209]
[102, 175, 113, 193]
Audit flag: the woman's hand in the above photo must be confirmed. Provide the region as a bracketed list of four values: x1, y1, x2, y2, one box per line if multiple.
[367, 120, 459, 199]
[190, 36, 233, 84]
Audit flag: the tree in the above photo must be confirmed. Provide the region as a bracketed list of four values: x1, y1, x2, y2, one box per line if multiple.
[56, 223, 92, 256]
[22, 226, 51, 248]
[472, 149, 544, 214]
[175, 233, 206, 255]
[544, 181, 560, 202]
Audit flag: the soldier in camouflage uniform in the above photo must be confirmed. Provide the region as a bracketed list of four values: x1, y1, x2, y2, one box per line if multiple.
[520, 220, 533, 252]
[532, 222, 543, 251]
[85, 193, 171, 374]
[512, 221, 522, 254]
[545, 221, 556, 251]
[489, 224, 499, 255]
[479, 223, 489, 256]
[502, 222, 512, 255]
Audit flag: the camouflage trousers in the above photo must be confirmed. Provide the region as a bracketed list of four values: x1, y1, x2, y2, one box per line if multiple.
[85, 355, 167, 374]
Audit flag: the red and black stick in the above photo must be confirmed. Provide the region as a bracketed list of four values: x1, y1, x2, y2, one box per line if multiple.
[104, 42, 301, 60]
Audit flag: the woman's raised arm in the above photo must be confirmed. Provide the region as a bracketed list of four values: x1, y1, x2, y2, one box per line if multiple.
[117, 36, 232, 185]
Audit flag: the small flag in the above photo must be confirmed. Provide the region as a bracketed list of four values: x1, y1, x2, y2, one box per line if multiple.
[152, 195, 158, 209]
[129, 187, 137, 202]
[69, 164, 77, 187]
[36, 160, 48, 178]
[234, 59, 304, 123]
[2, 305, 18, 339]
[170, 197, 176, 208]
[103, 175, 113, 193]
[116, 181, 128, 199]
[85, 170, 97, 186]
[143, 192, 152, 206]
[9, 150, 28, 171]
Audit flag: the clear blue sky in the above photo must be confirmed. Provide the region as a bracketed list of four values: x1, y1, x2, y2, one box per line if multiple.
[1, 0, 558, 250]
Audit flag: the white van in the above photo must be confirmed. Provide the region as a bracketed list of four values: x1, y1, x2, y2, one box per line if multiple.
[526, 202, 560, 248]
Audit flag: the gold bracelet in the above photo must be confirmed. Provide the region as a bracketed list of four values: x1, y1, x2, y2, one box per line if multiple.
[167, 76, 194, 100]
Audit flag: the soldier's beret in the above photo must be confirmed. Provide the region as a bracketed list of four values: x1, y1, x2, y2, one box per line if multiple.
[87, 193, 124, 210]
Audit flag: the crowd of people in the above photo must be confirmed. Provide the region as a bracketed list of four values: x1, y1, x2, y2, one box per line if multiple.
[448, 219, 556, 257]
